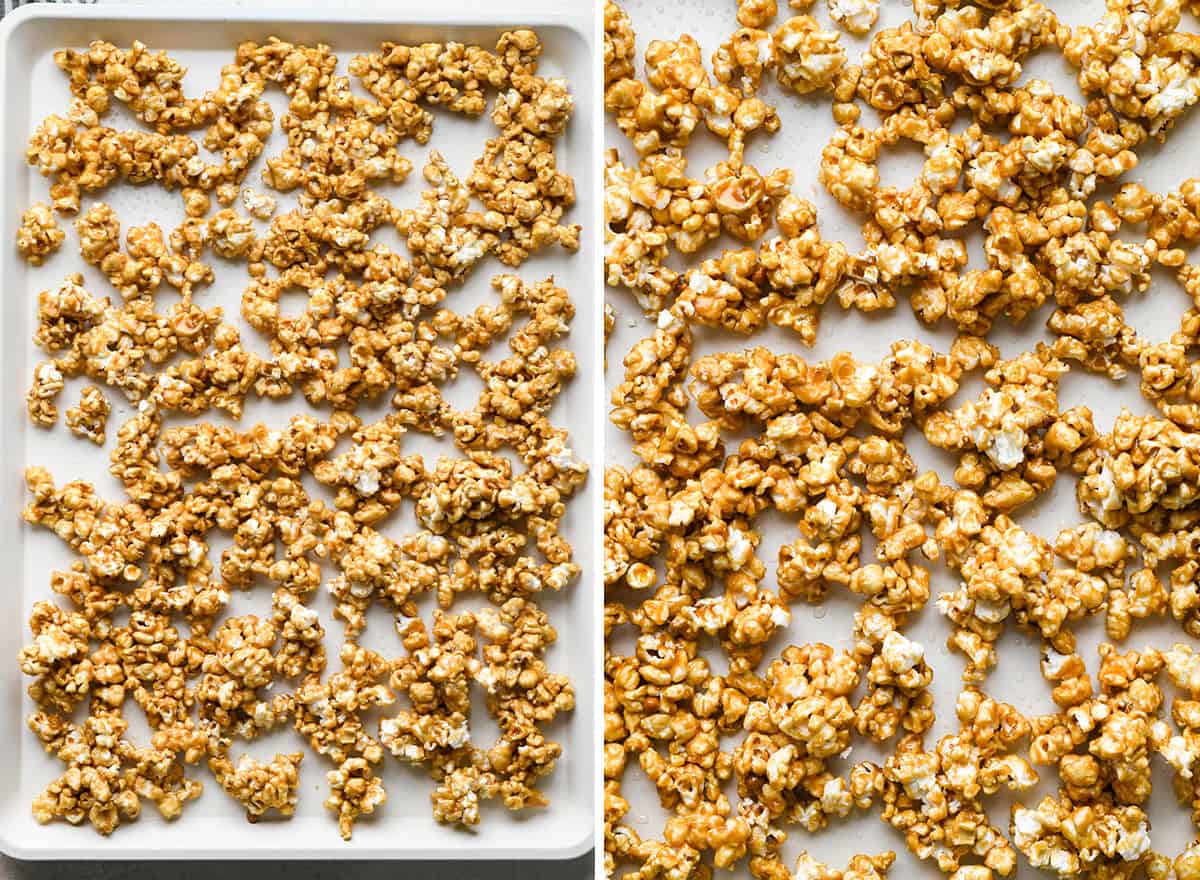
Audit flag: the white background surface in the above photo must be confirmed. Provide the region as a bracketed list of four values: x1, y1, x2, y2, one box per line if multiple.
[607, 0, 1200, 875]
[0, 0, 597, 875]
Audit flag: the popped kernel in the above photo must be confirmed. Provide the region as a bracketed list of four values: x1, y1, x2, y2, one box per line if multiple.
[827, 0, 878, 37]
[64, 385, 110, 445]
[17, 202, 65, 265]
[773, 17, 845, 96]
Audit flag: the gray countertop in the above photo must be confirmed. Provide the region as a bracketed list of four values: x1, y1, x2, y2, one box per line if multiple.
[2, 854, 594, 879]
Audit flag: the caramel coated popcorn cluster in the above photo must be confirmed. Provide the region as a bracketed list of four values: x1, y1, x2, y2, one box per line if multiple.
[17, 32, 583, 841]
[606, 0, 1200, 877]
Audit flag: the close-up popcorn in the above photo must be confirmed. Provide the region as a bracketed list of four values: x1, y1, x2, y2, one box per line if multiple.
[12, 26, 586, 847]
[605, 0, 1200, 877]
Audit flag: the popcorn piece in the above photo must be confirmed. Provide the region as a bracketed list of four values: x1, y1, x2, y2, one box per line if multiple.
[65, 385, 110, 445]
[738, 0, 778, 29]
[773, 16, 845, 95]
[827, 0, 879, 36]
[17, 202, 65, 264]
[209, 751, 303, 821]
[325, 757, 385, 840]
[27, 359, 65, 427]
[29, 710, 201, 835]
[240, 187, 277, 220]
[1012, 795, 1151, 875]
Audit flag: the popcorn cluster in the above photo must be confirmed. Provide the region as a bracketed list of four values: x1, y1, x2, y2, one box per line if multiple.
[17, 33, 583, 840]
[605, 0, 1200, 877]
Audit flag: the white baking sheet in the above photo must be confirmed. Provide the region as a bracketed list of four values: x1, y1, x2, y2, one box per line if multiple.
[0, 0, 597, 860]
[605, 0, 1200, 873]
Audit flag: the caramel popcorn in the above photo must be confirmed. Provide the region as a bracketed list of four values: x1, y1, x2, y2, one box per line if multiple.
[64, 384, 110, 445]
[872, 689, 1034, 875]
[29, 40, 273, 215]
[606, 0, 1200, 875]
[1012, 794, 1151, 876]
[240, 187, 277, 220]
[325, 756, 386, 840]
[29, 709, 202, 835]
[18, 28, 584, 845]
[27, 359, 66, 427]
[17, 202, 65, 264]
[1063, 0, 1200, 137]
[924, 346, 1082, 514]
[788, 851, 894, 880]
[209, 751, 303, 821]
[772, 17, 845, 96]
[737, 0, 778, 30]
[827, 0, 878, 36]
